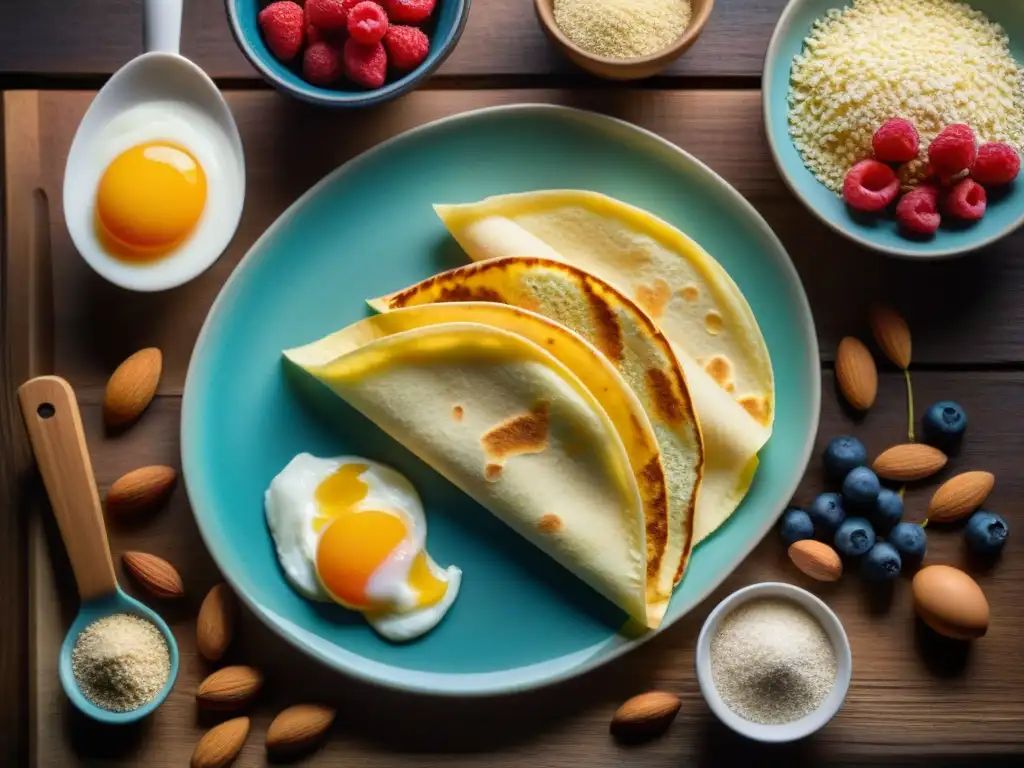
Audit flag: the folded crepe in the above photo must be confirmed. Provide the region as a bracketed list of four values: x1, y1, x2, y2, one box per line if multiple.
[371, 259, 704, 592]
[430, 191, 774, 542]
[285, 305, 674, 627]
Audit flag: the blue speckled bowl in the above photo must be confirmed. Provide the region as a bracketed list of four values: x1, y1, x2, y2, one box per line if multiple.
[181, 105, 820, 696]
[764, 0, 1024, 258]
[225, 0, 470, 107]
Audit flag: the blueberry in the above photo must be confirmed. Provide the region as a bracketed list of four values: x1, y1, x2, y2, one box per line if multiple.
[922, 401, 967, 448]
[842, 466, 881, 508]
[808, 493, 846, 537]
[872, 489, 904, 533]
[964, 510, 1009, 555]
[834, 517, 876, 557]
[889, 522, 928, 561]
[823, 435, 868, 482]
[861, 542, 902, 580]
[779, 508, 814, 546]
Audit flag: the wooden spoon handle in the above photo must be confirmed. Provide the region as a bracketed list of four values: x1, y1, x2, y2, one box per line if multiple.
[18, 376, 117, 601]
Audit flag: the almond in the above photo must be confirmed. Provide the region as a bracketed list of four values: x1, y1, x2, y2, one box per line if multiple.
[104, 347, 162, 427]
[122, 551, 184, 598]
[106, 465, 176, 516]
[197, 666, 264, 710]
[197, 583, 235, 662]
[191, 717, 249, 768]
[836, 337, 877, 411]
[788, 540, 843, 582]
[610, 691, 680, 742]
[870, 305, 912, 369]
[872, 443, 948, 482]
[266, 704, 336, 756]
[928, 471, 995, 523]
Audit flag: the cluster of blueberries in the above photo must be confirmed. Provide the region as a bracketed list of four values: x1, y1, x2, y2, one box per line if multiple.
[781, 401, 1009, 581]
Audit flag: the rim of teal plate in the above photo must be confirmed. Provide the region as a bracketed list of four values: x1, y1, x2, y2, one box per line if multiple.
[181, 104, 821, 697]
[763, 0, 1024, 260]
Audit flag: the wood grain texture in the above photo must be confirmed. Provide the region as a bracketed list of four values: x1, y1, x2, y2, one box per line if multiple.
[0, 0, 784, 81]
[16, 88, 1024, 399]
[26, 370, 1024, 766]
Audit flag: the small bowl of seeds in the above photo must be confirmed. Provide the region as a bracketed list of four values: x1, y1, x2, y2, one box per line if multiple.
[695, 582, 852, 743]
[534, 0, 714, 80]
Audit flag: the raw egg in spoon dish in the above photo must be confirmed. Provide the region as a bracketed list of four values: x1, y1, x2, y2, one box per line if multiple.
[63, 0, 244, 292]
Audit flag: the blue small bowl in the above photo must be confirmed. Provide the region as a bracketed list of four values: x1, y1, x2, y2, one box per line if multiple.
[764, 0, 1024, 259]
[226, 0, 471, 107]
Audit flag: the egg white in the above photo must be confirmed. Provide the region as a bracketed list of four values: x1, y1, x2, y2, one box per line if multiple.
[65, 100, 242, 276]
[264, 453, 461, 640]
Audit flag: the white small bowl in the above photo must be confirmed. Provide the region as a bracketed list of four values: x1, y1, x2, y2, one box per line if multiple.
[695, 582, 852, 743]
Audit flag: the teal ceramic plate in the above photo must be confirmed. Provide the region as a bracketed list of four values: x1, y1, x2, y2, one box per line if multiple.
[764, 0, 1024, 259]
[181, 105, 820, 696]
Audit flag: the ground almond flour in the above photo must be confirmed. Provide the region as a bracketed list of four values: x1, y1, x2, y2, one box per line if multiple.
[71, 613, 171, 712]
[788, 0, 1024, 193]
[553, 0, 692, 60]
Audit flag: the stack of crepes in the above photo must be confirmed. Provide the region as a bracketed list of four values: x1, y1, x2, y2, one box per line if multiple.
[284, 191, 774, 630]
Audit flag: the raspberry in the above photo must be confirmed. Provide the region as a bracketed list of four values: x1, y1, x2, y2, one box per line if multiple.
[872, 118, 919, 164]
[928, 124, 977, 177]
[303, 41, 344, 86]
[384, 25, 430, 71]
[944, 178, 987, 221]
[896, 185, 941, 236]
[384, 0, 436, 24]
[348, 2, 389, 45]
[972, 142, 1021, 186]
[343, 39, 387, 89]
[306, 0, 360, 30]
[257, 1, 305, 62]
[842, 160, 900, 212]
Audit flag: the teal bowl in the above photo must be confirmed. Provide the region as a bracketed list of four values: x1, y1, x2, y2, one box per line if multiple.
[181, 105, 820, 696]
[59, 589, 179, 724]
[225, 0, 470, 107]
[764, 0, 1024, 258]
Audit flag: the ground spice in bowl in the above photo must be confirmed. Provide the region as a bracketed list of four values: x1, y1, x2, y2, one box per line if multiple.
[553, 0, 693, 60]
[709, 598, 837, 725]
[71, 613, 171, 712]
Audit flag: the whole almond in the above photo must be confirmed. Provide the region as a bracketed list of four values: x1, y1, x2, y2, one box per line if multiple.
[610, 691, 681, 742]
[836, 337, 877, 411]
[788, 540, 843, 582]
[104, 347, 162, 427]
[197, 583, 235, 662]
[197, 666, 264, 710]
[106, 465, 177, 516]
[872, 444, 948, 482]
[870, 305, 912, 369]
[928, 471, 995, 523]
[191, 717, 249, 768]
[266, 704, 336, 756]
[122, 551, 184, 598]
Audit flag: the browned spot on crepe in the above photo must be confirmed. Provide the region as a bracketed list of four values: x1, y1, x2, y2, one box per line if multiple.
[640, 456, 668, 580]
[645, 368, 684, 426]
[678, 284, 700, 302]
[480, 402, 550, 459]
[582, 282, 623, 362]
[484, 463, 503, 482]
[546, 337, 555, 346]
[635, 278, 671, 320]
[705, 310, 725, 335]
[436, 285, 506, 304]
[452, 405, 464, 422]
[739, 395, 772, 426]
[704, 355, 733, 387]
[537, 514, 562, 533]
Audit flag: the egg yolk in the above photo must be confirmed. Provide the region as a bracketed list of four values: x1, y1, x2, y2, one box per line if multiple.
[313, 463, 448, 611]
[95, 142, 206, 261]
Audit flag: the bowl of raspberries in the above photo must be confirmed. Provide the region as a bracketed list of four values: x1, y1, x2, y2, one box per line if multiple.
[227, 0, 470, 106]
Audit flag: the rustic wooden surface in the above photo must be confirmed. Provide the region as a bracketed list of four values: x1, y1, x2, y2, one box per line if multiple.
[2, 1, 1024, 763]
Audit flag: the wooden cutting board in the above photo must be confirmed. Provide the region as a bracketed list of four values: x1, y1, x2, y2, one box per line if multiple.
[2, 89, 1023, 766]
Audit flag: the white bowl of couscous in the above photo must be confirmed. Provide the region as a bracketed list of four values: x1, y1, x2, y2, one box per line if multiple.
[763, 0, 1024, 258]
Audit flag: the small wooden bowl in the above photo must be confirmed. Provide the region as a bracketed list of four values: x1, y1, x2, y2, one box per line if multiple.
[534, 0, 714, 80]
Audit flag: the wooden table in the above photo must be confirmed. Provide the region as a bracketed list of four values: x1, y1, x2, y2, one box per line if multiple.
[2, 1, 1023, 765]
